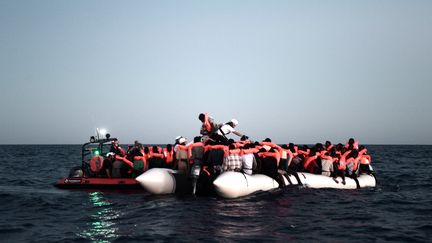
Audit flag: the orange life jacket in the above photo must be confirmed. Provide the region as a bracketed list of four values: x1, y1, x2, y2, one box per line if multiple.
[188, 142, 205, 158]
[360, 155, 371, 165]
[228, 148, 241, 155]
[149, 152, 164, 159]
[115, 155, 134, 168]
[326, 144, 334, 151]
[345, 140, 359, 150]
[163, 148, 174, 164]
[258, 151, 281, 166]
[303, 155, 318, 172]
[337, 159, 346, 171]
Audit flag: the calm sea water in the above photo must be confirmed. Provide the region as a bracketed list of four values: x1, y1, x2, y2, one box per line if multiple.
[0, 145, 431, 242]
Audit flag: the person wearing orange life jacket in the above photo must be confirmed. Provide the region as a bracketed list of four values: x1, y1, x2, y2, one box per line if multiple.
[325, 141, 333, 151]
[303, 149, 319, 174]
[205, 141, 227, 174]
[346, 149, 362, 177]
[345, 138, 359, 150]
[261, 138, 278, 151]
[222, 144, 243, 172]
[358, 145, 373, 174]
[163, 144, 174, 169]
[332, 153, 346, 185]
[188, 136, 206, 187]
[320, 151, 335, 177]
[241, 143, 257, 175]
[198, 113, 219, 136]
[127, 142, 147, 177]
[174, 137, 189, 175]
[148, 146, 165, 169]
[258, 148, 280, 179]
[279, 144, 290, 171]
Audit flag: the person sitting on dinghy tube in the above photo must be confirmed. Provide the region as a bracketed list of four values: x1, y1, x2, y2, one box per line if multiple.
[215, 119, 244, 145]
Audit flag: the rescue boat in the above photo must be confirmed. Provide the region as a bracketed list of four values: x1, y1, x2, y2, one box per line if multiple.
[54, 177, 141, 189]
[54, 134, 142, 190]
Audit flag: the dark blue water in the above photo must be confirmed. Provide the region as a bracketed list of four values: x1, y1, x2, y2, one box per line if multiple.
[0, 145, 431, 242]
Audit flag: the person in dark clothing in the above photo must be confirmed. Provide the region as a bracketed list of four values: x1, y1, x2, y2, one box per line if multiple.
[110, 139, 126, 156]
[100, 152, 115, 177]
[148, 146, 165, 169]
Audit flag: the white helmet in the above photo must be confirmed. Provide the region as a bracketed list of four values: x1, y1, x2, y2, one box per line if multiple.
[178, 137, 187, 144]
[230, 119, 239, 126]
[106, 152, 115, 157]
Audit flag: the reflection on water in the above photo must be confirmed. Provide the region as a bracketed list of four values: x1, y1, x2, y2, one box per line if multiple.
[209, 199, 271, 238]
[78, 192, 120, 242]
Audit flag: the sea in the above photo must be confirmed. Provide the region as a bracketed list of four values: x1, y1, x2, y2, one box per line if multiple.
[0, 145, 431, 242]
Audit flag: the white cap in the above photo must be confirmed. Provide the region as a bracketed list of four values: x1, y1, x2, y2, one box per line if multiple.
[230, 119, 239, 126]
[179, 137, 187, 144]
[106, 152, 115, 157]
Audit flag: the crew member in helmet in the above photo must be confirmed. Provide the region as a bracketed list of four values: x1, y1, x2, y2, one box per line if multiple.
[214, 119, 243, 144]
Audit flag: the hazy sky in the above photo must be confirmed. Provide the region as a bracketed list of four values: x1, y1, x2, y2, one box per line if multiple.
[1, 0, 431, 144]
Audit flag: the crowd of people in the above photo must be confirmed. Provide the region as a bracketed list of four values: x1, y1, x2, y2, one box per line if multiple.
[93, 113, 374, 185]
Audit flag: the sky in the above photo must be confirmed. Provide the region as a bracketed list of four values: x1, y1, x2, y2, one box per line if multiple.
[1, 0, 431, 145]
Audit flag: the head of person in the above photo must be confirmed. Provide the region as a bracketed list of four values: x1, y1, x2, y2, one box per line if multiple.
[179, 137, 187, 145]
[350, 149, 359, 158]
[229, 118, 239, 128]
[228, 139, 235, 145]
[309, 149, 316, 156]
[243, 143, 251, 149]
[264, 138, 272, 143]
[240, 135, 249, 141]
[144, 147, 149, 154]
[166, 144, 172, 152]
[348, 138, 355, 145]
[281, 144, 288, 149]
[152, 146, 159, 153]
[325, 141, 332, 147]
[194, 136, 201, 143]
[198, 113, 205, 122]
[111, 139, 119, 147]
[229, 144, 236, 150]
[106, 152, 115, 160]
[175, 136, 183, 145]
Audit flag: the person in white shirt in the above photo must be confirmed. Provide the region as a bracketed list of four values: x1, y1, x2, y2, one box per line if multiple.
[212, 119, 243, 144]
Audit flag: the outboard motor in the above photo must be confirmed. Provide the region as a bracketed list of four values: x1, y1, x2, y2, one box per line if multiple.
[190, 164, 201, 195]
[69, 166, 83, 178]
